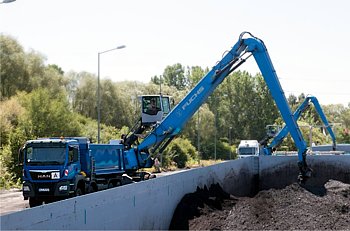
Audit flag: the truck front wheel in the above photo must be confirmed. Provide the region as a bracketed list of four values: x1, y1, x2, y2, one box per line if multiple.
[75, 187, 83, 196]
[29, 198, 42, 207]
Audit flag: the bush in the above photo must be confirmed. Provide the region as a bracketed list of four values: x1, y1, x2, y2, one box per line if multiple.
[0, 145, 21, 189]
[162, 137, 198, 168]
[200, 140, 235, 160]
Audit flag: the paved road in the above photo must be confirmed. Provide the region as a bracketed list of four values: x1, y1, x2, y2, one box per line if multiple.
[0, 189, 28, 216]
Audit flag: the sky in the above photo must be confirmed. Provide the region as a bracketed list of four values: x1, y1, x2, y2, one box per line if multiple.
[1, 0, 349, 106]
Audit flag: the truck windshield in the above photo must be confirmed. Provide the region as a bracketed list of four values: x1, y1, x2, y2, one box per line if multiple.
[25, 146, 66, 165]
[239, 147, 256, 155]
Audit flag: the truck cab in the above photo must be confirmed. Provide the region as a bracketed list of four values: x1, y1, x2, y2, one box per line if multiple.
[20, 137, 88, 207]
[237, 140, 260, 158]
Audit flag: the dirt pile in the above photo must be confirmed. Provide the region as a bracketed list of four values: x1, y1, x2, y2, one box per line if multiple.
[170, 180, 350, 230]
[169, 183, 237, 230]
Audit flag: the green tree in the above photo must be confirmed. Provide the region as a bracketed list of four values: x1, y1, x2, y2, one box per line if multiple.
[162, 63, 187, 90]
[0, 35, 65, 100]
[0, 35, 27, 99]
[186, 66, 207, 88]
[0, 96, 25, 146]
[182, 104, 215, 159]
[48, 64, 64, 75]
[288, 94, 298, 108]
[24, 50, 46, 91]
[20, 88, 80, 137]
[64, 71, 83, 105]
[298, 93, 306, 103]
[340, 107, 350, 129]
[227, 71, 258, 140]
[100, 79, 134, 128]
[254, 73, 279, 138]
[0, 96, 27, 182]
[73, 72, 97, 119]
[150, 75, 162, 85]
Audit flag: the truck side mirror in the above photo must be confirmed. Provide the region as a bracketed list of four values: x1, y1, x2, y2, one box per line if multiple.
[18, 147, 24, 166]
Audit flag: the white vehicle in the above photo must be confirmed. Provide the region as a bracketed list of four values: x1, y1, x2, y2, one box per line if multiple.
[237, 140, 260, 158]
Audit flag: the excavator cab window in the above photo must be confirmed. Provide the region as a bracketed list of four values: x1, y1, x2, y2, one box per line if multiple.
[266, 125, 281, 138]
[142, 96, 161, 115]
[161, 97, 171, 114]
[139, 95, 171, 125]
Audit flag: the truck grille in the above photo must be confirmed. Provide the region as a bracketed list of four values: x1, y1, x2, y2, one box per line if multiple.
[30, 170, 60, 180]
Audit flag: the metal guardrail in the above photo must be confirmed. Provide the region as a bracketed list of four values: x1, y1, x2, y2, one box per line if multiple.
[273, 151, 346, 156]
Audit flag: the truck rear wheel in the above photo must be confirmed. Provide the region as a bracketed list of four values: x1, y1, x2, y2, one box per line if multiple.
[29, 198, 42, 207]
[88, 184, 96, 193]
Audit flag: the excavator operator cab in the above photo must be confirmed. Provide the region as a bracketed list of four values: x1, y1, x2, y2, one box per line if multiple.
[139, 95, 172, 125]
[266, 125, 281, 138]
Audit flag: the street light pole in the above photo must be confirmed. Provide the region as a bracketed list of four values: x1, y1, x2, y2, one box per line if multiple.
[97, 45, 126, 143]
[229, 126, 232, 159]
[197, 110, 201, 164]
[159, 75, 162, 94]
[214, 108, 218, 161]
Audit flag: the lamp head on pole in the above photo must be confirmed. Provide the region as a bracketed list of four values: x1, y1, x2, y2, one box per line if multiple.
[117, 45, 126, 49]
[0, 0, 16, 3]
[99, 45, 126, 55]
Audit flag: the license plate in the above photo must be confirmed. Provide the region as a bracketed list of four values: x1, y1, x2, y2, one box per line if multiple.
[51, 172, 60, 179]
[38, 188, 50, 192]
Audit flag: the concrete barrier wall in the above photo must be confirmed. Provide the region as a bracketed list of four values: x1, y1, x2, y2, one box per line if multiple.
[1, 155, 349, 230]
[259, 155, 350, 190]
[1, 158, 254, 230]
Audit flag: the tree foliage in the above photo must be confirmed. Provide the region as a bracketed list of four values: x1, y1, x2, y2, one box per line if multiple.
[162, 63, 187, 90]
[19, 88, 81, 137]
[162, 137, 198, 168]
[0, 35, 27, 99]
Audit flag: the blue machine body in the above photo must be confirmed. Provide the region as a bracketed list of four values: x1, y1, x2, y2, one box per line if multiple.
[89, 144, 124, 175]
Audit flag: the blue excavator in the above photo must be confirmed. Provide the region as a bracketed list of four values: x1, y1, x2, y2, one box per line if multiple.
[260, 96, 336, 155]
[123, 32, 312, 182]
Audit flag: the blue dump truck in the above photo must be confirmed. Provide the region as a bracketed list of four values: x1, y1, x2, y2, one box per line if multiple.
[19, 137, 153, 207]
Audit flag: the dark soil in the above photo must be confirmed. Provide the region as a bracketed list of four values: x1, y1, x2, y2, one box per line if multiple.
[170, 180, 350, 230]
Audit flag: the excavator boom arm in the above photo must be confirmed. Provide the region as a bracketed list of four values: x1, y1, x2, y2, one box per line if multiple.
[264, 96, 336, 154]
